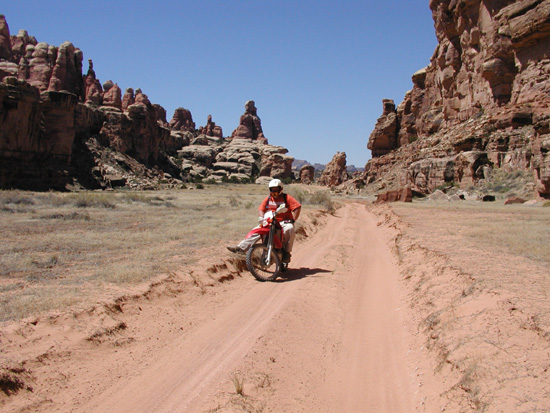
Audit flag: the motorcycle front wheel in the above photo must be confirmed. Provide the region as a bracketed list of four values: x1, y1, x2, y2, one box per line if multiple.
[246, 244, 281, 282]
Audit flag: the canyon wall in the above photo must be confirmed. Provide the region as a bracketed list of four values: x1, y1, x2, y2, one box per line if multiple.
[0, 15, 292, 190]
[364, 0, 550, 199]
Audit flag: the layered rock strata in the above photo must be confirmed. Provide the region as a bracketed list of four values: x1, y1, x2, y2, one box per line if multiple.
[363, 0, 550, 199]
[0, 15, 294, 189]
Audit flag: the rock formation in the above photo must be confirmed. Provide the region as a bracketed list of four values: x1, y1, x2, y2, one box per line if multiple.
[361, 0, 550, 199]
[102, 80, 122, 110]
[375, 187, 412, 203]
[0, 15, 294, 190]
[319, 152, 348, 187]
[0, 16, 172, 189]
[300, 164, 315, 184]
[230, 100, 267, 143]
[169, 107, 195, 132]
[0, 15, 11, 60]
[122, 87, 135, 110]
[199, 115, 223, 138]
[367, 99, 400, 156]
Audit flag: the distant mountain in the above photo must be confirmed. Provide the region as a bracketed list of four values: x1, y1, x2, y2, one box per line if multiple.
[292, 159, 364, 173]
[346, 165, 365, 173]
[292, 159, 312, 170]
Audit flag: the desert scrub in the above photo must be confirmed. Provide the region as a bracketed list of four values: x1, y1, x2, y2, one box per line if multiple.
[0, 185, 269, 322]
[286, 187, 335, 212]
[482, 168, 535, 198]
[393, 202, 550, 266]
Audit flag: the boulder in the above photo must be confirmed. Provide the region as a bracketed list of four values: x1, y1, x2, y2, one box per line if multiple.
[504, 196, 526, 205]
[375, 187, 413, 203]
[427, 190, 450, 202]
[258, 145, 293, 179]
[177, 145, 220, 168]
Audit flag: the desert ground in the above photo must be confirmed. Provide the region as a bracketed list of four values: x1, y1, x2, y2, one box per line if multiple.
[0, 186, 549, 412]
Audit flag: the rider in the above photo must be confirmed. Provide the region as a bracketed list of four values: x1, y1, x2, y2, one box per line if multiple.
[227, 179, 301, 263]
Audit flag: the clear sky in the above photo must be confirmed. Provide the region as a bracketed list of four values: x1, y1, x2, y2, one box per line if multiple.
[2, 0, 437, 168]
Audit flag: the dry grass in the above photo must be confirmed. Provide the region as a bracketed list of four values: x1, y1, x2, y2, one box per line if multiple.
[0, 184, 328, 323]
[286, 187, 335, 212]
[392, 200, 550, 266]
[230, 370, 245, 396]
[389, 199, 550, 411]
[0, 186, 261, 322]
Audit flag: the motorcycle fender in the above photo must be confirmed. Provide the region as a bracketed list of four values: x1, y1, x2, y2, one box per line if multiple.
[246, 226, 269, 239]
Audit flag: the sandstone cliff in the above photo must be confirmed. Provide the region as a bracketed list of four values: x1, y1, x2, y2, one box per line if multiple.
[363, 0, 550, 199]
[0, 15, 293, 190]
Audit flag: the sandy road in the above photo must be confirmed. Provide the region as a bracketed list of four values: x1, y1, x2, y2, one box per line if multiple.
[83, 202, 415, 412]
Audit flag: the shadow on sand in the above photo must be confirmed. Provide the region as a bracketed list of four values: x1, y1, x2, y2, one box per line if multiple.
[275, 267, 332, 283]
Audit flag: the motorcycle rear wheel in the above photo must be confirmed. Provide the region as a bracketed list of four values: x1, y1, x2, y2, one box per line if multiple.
[246, 244, 281, 282]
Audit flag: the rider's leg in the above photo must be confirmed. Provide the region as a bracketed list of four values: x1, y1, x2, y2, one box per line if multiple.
[237, 232, 261, 251]
[280, 222, 295, 262]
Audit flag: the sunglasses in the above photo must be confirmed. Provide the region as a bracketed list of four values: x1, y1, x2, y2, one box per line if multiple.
[269, 187, 281, 192]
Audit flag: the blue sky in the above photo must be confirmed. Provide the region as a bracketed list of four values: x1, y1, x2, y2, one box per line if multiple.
[2, 1, 437, 167]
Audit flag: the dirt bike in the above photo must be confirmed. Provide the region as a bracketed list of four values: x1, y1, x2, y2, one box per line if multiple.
[245, 204, 289, 282]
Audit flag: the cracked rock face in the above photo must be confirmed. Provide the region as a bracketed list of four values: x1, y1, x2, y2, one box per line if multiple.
[364, 0, 550, 199]
[0, 15, 295, 190]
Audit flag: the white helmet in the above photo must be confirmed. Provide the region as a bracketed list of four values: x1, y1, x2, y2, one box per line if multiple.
[268, 179, 283, 189]
[268, 179, 283, 196]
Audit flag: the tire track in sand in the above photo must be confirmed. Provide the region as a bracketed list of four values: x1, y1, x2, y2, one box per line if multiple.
[85, 202, 414, 412]
[319, 202, 414, 412]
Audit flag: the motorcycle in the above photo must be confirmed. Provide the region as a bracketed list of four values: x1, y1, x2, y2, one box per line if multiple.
[245, 204, 289, 282]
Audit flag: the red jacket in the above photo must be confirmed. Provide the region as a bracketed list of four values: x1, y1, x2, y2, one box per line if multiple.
[259, 193, 301, 222]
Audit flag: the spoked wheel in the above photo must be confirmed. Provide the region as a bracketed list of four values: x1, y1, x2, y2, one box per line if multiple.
[246, 244, 281, 282]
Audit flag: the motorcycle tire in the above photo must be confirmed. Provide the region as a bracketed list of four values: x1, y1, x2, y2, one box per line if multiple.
[246, 244, 281, 282]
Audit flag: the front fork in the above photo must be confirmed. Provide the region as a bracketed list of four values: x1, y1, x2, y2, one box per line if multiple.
[265, 225, 275, 266]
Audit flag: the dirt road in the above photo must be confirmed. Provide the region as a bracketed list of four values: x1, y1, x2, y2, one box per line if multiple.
[1, 202, 419, 412]
[83, 202, 414, 412]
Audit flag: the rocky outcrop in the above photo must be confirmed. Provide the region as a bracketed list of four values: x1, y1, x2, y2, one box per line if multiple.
[367, 99, 400, 156]
[0, 15, 295, 190]
[169, 107, 195, 132]
[230, 100, 267, 143]
[122, 87, 135, 110]
[319, 152, 348, 187]
[362, 0, 550, 199]
[300, 165, 315, 184]
[0, 76, 79, 189]
[102, 80, 122, 110]
[0, 15, 179, 189]
[375, 187, 412, 203]
[0, 15, 11, 60]
[258, 145, 293, 179]
[199, 115, 223, 138]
